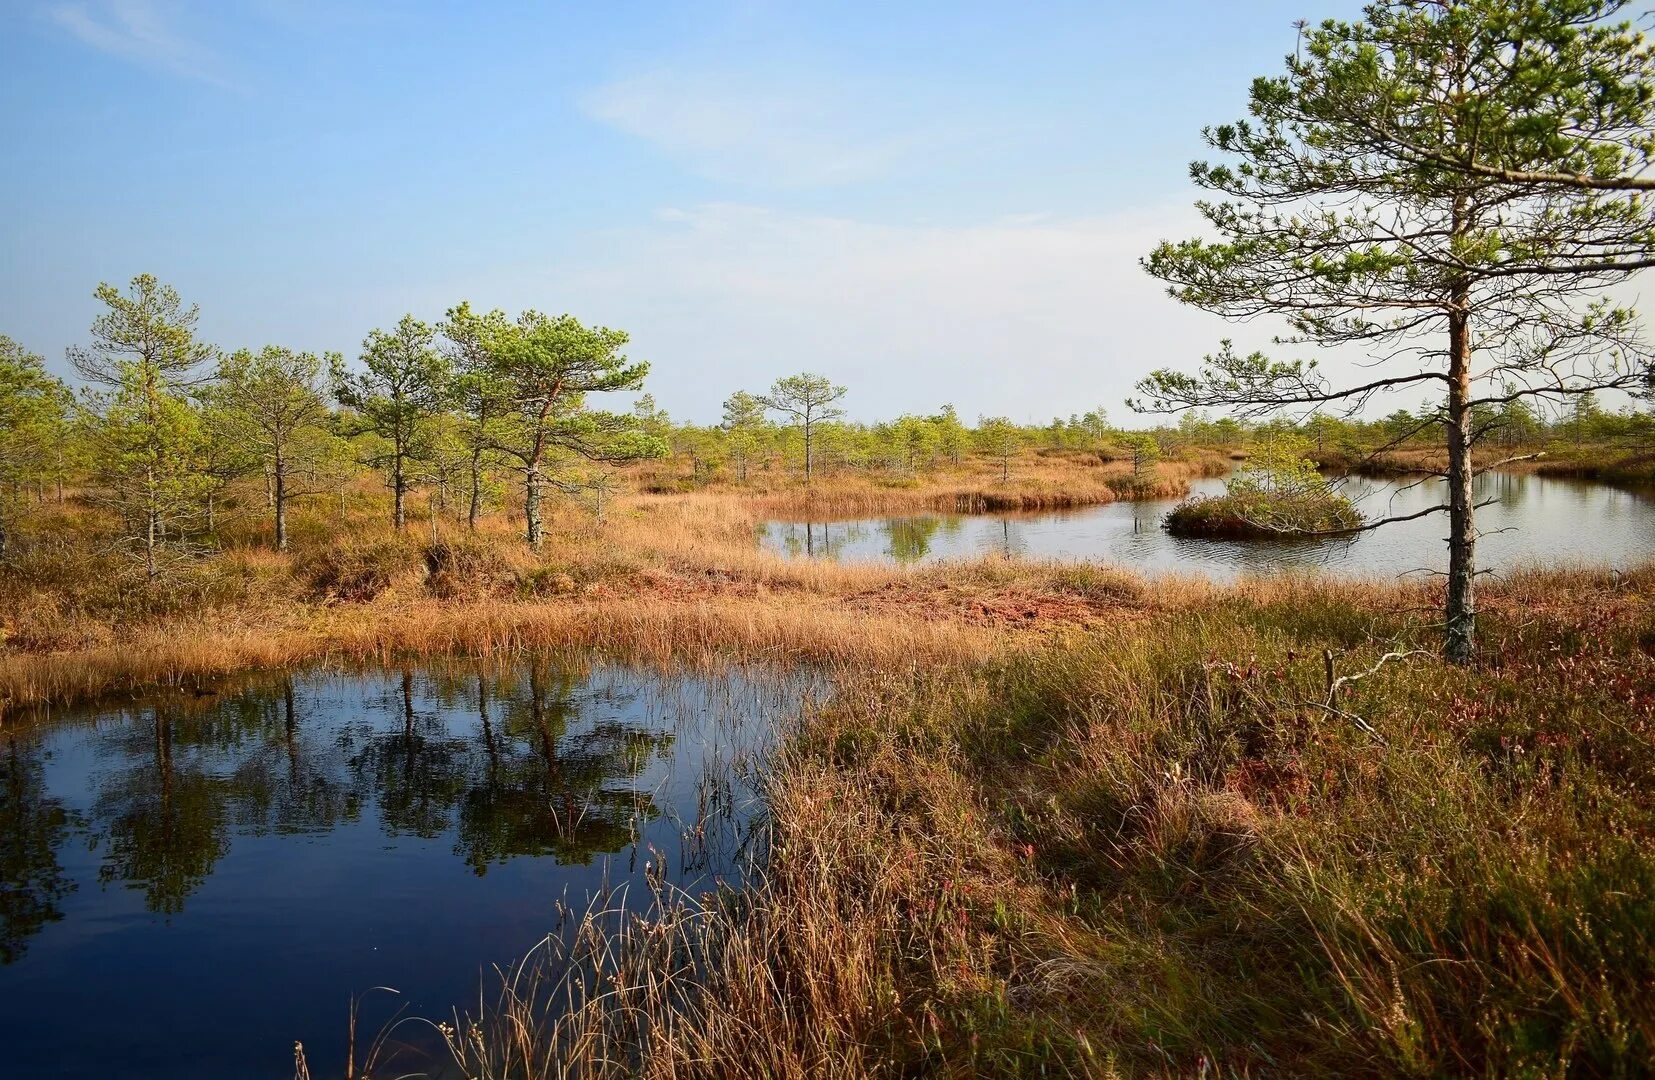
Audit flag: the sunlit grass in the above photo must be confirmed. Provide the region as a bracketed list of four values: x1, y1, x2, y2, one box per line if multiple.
[4, 458, 1651, 1074]
[332, 565, 1655, 1077]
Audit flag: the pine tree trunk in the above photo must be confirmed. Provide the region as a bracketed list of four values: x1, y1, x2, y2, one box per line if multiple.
[1444, 303, 1477, 666]
[468, 450, 483, 532]
[145, 462, 159, 581]
[392, 454, 407, 531]
[524, 465, 543, 549]
[274, 456, 288, 552]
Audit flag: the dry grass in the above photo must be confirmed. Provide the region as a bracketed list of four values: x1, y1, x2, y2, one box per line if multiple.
[1532, 444, 1655, 485]
[347, 566, 1655, 1078]
[0, 461, 1589, 720]
[0, 594, 1006, 718]
[8, 474, 1652, 1076]
[4, 446, 1642, 724]
[0, 453, 1197, 716]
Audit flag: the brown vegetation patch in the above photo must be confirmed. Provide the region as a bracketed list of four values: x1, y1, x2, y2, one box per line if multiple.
[844, 576, 1146, 629]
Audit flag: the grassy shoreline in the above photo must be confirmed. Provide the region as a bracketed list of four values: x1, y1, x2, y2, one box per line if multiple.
[1, 445, 1646, 718]
[1313, 441, 1655, 488]
[0, 595, 1004, 718]
[5, 467, 1654, 1075]
[684, 449, 1229, 519]
[0, 454, 1216, 716]
[411, 565, 1655, 1078]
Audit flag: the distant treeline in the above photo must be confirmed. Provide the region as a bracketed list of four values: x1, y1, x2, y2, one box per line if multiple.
[3, 274, 1652, 569]
[647, 389, 1655, 482]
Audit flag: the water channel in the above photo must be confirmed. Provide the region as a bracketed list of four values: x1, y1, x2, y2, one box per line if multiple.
[762, 472, 1655, 578]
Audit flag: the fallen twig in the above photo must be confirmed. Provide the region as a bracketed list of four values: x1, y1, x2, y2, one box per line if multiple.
[1304, 646, 1431, 746]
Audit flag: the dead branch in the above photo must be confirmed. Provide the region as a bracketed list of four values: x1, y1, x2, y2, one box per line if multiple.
[1301, 646, 1432, 746]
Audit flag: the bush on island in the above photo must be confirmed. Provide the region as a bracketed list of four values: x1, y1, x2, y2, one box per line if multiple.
[1165, 432, 1361, 538]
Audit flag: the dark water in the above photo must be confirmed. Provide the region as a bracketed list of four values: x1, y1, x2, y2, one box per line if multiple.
[763, 472, 1655, 578]
[0, 661, 799, 1079]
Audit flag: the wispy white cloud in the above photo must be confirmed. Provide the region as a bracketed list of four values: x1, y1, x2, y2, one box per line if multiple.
[582, 200, 1231, 418]
[514, 200, 1448, 425]
[580, 68, 949, 187]
[497, 200, 1309, 423]
[47, 0, 233, 87]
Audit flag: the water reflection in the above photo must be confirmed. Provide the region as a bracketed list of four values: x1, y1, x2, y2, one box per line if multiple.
[442, 669, 673, 871]
[777, 515, 1016, 565]
[775, 520, 870, 559]
[878, 516, 974, 563]
[762, 472, 1655, 578]
[86, 685, 361, 915]
[0, 739, 79, 963]
[0, 660, 798, 1080]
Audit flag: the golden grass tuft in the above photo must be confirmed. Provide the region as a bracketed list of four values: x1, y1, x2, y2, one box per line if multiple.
[413, 565, 1655, 1077]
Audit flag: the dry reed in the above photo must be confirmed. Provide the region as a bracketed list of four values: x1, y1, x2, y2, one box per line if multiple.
[389, 565, 1655, 1077]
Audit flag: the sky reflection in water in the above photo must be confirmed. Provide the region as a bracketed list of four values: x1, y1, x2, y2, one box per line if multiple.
[764, 472, 1655, 578]
[0, 661, 802, 1079]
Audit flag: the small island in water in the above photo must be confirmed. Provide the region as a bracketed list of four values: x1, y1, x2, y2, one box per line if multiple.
[1164, 432, 1364, 538]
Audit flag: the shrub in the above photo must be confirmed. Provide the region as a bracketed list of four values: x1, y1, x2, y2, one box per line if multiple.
[1165, 491, 1362, 537]
[423, 537, 529, 599]
[517, 565, 580, 597]
[1167, 432, 1361, 537]
[0, 529, 273, 642]
[296, 536, 421, 601]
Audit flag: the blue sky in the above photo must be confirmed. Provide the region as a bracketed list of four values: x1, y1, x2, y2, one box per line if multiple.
[1, 0, 1380, 423]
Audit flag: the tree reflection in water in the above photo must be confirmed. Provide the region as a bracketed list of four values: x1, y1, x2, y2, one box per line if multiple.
[0, 661, 698, 958]
[448, 667, 674, 871]
[0, 737, 79, 962]
[760, 473, 1654, 577]
[775, 520, 871, 558]
[882, 516, 943, 563]
[92, 706, 240, 915]
[345, 670, 473, 839]
[0, 661, 797, 1080]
